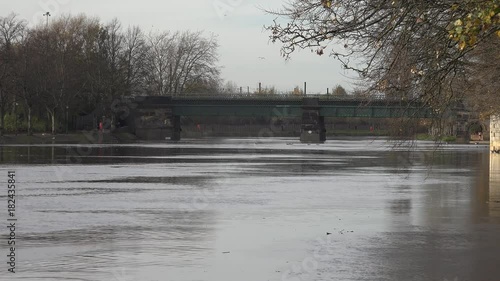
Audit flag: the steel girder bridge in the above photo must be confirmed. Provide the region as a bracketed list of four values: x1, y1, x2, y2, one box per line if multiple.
[128, 95, 433, 143]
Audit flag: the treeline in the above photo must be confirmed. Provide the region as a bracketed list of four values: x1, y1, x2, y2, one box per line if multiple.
[0, 13, 221, 135]
[267, 0, 500, 118]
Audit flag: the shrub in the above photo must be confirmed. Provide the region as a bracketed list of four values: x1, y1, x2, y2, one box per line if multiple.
[441, 136, 457, 143]
[2, 114, 54, 133]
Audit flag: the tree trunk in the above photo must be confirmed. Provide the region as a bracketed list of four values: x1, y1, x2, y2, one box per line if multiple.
[27, 107, 32, 136]
[46, 108, 56, 135]
[0, 106, 4, 136]
[51, 111, 55, 135]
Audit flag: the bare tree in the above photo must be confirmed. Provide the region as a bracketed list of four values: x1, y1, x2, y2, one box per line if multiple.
[0, 13, 26, 135]
[462, 35, 500, 115]
[221, 80, 239, 94]
[144, 31, 177, 95]
[77, 17, 105, 113]
[332, 84, 347, 96]
[101, 18, 125, 101]
[265, 0, 500, 115]
[0, 13, 222, 134]
[37, 15, 95, 134]
[15, 28, 40, 136]
[144, 30, 220, 96]
[173, 31, 220, 94]
[122, 25, 147, 96]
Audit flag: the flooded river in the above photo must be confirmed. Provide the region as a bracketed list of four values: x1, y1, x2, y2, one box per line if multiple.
[0, 138, 499, 281]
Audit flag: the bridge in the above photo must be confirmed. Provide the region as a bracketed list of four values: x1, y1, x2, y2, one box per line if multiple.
[125, 95, 433, 143]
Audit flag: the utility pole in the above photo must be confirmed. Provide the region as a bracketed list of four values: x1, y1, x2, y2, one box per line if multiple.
[259, 82, 262, 94]
[304, 82, 307, 96]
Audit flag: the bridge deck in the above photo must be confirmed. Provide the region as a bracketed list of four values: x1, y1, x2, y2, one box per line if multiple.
[133, 95, 432, 118]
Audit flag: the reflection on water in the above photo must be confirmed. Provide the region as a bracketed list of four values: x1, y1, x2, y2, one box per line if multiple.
[491, 155, 500, 217]
[0, 138, 499, 281]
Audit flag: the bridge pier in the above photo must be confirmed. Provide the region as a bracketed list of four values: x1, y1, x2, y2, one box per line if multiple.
[171, 115, 181, 141]
[319, 116, 326, 142]
[300, 98, 326, 143]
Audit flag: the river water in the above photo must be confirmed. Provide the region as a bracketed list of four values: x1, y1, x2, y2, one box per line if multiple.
[0, 138, 499, 281]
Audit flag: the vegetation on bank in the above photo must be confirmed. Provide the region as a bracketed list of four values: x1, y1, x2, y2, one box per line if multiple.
[0, 13, 221, 136]
[2, 113, 48, 133]
[0, 131, 138, 145]
[416, 134, 458, 143]
[266, 0, 500, 128]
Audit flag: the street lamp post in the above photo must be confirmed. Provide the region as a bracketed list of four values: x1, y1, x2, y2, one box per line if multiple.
[43, 12, 51, 27]
[13, 102, 18, 136]
[66, 105, 69, 134]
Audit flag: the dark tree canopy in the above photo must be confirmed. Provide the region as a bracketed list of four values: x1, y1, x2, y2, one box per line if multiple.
[0, 13, 222, 135]
[266, 0, 500, 115]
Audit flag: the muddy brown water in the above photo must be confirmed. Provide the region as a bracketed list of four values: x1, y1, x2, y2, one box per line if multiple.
[0, 138, 499, 281]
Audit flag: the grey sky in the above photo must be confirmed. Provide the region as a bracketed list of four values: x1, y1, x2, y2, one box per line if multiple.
[1, 0, 356, 94]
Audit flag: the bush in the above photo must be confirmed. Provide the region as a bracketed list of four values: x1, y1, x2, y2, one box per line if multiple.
[2, 114, 16, 132]
[441, 136, 457, 143]
[2, 114, 55, 133]
[415, 133, 433, 141]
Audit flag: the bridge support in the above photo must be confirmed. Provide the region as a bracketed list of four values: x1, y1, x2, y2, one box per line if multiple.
[319, 116, 326, 142]
[171, 115, 181, 141]
[300, 98, 326, 143]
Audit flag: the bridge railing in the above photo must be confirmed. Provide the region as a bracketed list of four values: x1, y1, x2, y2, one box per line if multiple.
[168, 93, 400, 102]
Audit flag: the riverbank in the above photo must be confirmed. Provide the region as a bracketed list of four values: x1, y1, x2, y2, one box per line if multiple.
[0, 131, 138, 145]
[0, 130, 489, 145]
[181, 125, 389, 138]
[415, 133, 490, 144]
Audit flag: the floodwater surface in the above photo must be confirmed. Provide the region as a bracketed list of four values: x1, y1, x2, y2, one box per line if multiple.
[0, 138, 499, 281]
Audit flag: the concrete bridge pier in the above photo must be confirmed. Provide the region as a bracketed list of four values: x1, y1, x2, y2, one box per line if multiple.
[300, 98, 326, 143]
[171, 115, 181, 141]
[319, 116, 326, 142]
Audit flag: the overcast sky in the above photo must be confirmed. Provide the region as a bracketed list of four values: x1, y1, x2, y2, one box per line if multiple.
[1, 0, 357, 94]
